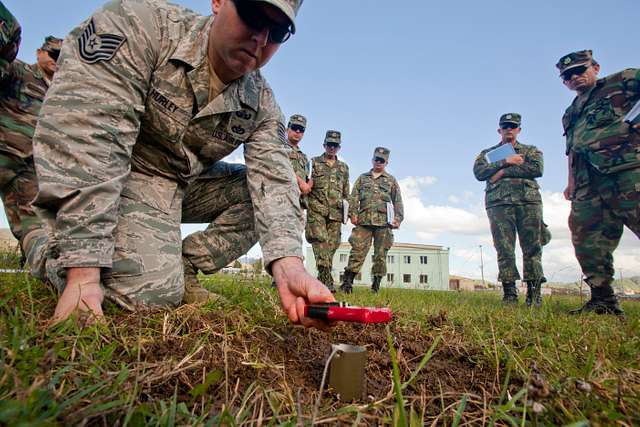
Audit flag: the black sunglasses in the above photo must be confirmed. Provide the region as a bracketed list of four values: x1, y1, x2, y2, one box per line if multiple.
[289, 124, 305, 133]
[561, 65, 588, 81]
[325, 142, 340, 148]
[232, 0, 292, 44]
[45, 49, 60, 61]
[373, 157, 386, 163]
[500, 123, 519, 130]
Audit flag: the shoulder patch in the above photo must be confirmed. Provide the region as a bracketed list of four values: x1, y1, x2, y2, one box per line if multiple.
[277, 121, 287, 145]
[78, 19, 126, 64]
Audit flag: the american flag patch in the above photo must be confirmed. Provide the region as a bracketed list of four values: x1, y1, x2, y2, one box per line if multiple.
[77, 19, 126, 64]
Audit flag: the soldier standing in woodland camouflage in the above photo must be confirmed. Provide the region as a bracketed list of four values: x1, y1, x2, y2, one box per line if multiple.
[0, 3, 61, 267]
[558, 50, 640, 315]
[306, 130, 349, 292]
[473, 113, 547, 307]
[341, 147, 403, 294]
[29, 0, 334, 328]
[285, 114, 311, 204]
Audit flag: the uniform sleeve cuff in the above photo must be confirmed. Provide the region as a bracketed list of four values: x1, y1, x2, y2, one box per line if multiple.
[52, 238, 114, 268]
[263, 244, 303, 274]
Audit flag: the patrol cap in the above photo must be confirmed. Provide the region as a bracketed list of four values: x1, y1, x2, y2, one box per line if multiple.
[324, 130, 341, 144]
[556, 50, 593, 75]
[248, 0, 303, 34]
[499, 113, 521, 127]
[288, 114, 306, 128]
[373, 146, 390, 161]
[41, 36, 62, 52]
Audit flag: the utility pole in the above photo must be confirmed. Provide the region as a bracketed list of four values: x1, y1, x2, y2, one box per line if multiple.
[479, 245, 486, 288]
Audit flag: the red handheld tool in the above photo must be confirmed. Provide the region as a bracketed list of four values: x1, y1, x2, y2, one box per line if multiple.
[304, 302, 393, 324]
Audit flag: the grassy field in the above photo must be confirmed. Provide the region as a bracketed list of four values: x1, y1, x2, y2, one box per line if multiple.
[0, 270, 638, 426]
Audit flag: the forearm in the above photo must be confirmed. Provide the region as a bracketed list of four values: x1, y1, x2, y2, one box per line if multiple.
[500, 162, 543, 179]
[473, 159, 507, 181]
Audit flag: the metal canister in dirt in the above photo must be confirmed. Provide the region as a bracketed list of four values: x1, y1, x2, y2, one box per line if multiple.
[328, 344, 367, 401]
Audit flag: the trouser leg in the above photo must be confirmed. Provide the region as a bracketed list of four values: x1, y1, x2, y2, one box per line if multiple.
[371, 227, 393, 277]
[488, 205, 520, 283]
[345, 225, 373, 275]
[306, 212, 331, 269]
[182, 163, 258, 274]
[516, 203, 545, 282]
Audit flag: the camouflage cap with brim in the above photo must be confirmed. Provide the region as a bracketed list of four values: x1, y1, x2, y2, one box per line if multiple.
[249, 0, 303, 33]
[41, 35, 63, 52]
[373, 146, 390, 161]
[288, 114, 306, 127]
[499, 113, 521, 126]
[556, 50, 593, 75]
[324, 130, 341, 144]
[0, 2, 21, 45]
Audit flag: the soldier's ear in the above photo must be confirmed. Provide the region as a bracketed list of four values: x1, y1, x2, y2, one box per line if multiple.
[592, 63, 600, 74]
[212, 0, 223, 15]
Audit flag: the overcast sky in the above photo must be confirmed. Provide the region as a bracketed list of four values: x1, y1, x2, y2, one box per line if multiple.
[4, 0, 639, 282]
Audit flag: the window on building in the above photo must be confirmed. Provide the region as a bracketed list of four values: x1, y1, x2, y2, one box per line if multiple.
[403, 274, 411, 283]
[339, 254, 347, 263]
[339, 273, 344, 283]
[371, 255, 375, 262]
[403, 255, 411, 264]
[356, 273, 362, 281]
[387, 273, 394, 283]
[420, 256, 428, 264]
[387, 255, 394, 264]
[420, 274, 428, 284]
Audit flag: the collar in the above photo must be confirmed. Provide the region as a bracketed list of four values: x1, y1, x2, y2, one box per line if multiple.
[29, 63, 49, 86]
[170, 15, 261, 116]
[318, 152, 339, 163]
[366, 169, 389, 178]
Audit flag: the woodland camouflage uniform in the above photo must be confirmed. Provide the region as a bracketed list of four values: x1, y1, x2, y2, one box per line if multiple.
[559, 50, 640, 315]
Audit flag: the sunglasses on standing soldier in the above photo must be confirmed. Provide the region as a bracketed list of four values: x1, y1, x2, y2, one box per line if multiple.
[373, 157, 386, 164]
[500, 123, 519, 130]
[561, 65, 589, 81]
[45, 49, 60, 61]
[289, 124, 305, 133]
[232, 0, 293, 44]
[325, 142, 340, 149]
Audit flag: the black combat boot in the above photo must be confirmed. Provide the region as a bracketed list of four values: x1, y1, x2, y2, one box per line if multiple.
[569, 284, 624, 316]
[371, 275, 382, 293]
[340, 270, 355, 294]
[502, 282, 518, 304]
[526, 280, 542, 308]
[318, 267, 336, 293]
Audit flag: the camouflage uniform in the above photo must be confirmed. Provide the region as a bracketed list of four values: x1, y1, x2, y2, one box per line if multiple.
[559, 50, 640, 314]
[306, 130, 349, 289]
[286, 114, 309, 209]
[473, 113, 547, 304]
[1, 4, 61, 265]
[343, 147, 403, 292]
[30, 0, 304, 309]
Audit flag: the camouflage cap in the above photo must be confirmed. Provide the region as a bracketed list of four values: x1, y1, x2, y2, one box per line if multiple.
[288, 114, 306, 128]
[556, 50, 593, 75]
[248, 0, 303, 33]
[373, 146, 390, 161]
[41, 35, 62, 52]
[499, 113, 521, 127]
[324, 130, 341, 144]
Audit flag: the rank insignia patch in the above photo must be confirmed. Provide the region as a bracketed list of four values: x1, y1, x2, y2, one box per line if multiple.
[78, 19, 126, 64]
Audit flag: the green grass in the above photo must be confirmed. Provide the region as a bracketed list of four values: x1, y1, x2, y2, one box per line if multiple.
[1, 268, 638, 426]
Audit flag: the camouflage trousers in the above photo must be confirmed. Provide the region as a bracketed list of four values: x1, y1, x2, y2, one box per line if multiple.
[36, 162, 257, 309]
[305, 210, 341, 268]
[487, 203, 545, 283]
[0, 152, 44, 261]
[569, 167, 640, 289]
[345, 225, 393, 277]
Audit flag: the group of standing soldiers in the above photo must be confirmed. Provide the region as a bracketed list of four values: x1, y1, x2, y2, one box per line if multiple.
[474, 50, 639, 315]
[284, 114, 404, 294]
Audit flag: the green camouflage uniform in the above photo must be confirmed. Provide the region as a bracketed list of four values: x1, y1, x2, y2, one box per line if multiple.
[1, 4, 61, 264]
[560, 51, 640, 292]
[306, 131, 349, 286]
[345, 148, 403, 279]
[473, 114, 546, 284]
[30, 0, 304, 309]
[286, 114, 309, 209]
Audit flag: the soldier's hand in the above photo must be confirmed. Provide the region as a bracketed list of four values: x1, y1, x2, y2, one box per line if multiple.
[52, 267, 104, 325]
[271, 257, 335, 329]
[505, 154, 524, 166]
[563, 185, 574, 201]
[391, 218, 401, 229]
[489, 170, 504, 183]
[350, 215, 358, 225]
[633, 123, 640, 130]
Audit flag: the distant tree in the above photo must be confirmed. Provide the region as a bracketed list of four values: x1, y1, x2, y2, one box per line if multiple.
[233, 260, 242, 269]
[253, 259, 263, 275]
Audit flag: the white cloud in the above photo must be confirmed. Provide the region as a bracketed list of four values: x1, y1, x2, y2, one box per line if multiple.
[447, 195, 461, 204]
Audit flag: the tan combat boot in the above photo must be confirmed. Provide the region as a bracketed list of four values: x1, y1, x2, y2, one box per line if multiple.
[182, 256, 221, 304]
